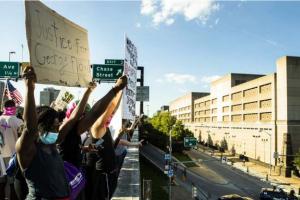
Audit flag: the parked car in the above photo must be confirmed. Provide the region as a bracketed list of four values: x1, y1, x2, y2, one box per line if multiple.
[259, 188, 289, 200]
[218, 194, 253, 200]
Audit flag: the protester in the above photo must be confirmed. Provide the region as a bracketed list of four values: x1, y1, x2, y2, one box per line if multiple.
[84, 89, 124, 200]
[57, 75, 127, 200]
[16, 66, 70, 199]
[0, 99, 23, 200]
[114, 117, 143, 173]
[288, 190, 297, 200]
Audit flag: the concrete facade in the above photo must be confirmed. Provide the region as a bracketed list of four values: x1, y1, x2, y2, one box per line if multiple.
[168, 56, 300, 176]
[169, 92, 209, 124]
[40, 87, 60, 106]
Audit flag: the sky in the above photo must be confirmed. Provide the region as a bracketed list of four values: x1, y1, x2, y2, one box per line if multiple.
[0, 0, 300, 116]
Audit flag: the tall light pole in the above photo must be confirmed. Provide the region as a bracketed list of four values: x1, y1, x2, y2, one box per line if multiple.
[252, 135, 261, 160]
[259, 129, 272, 175]
[168, 125, 174, 200]
[9, 51, 16, 62]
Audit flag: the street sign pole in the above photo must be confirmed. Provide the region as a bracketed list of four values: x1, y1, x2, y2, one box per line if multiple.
[169, 126, 173, 200]
[137, 66, 144, 115]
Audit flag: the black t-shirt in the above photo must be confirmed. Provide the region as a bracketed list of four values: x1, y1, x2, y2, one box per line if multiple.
[85, 128, 116, 173]
[58, 123, 82, 168]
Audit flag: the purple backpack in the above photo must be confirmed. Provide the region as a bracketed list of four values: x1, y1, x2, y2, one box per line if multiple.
[63, 161, 86, 200]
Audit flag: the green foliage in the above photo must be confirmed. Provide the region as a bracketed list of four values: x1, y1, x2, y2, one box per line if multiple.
[141, 111, 194, 152]
[220, 137, 228, 151]
[207, 134, 213, 147]
[150, 112, 176, 133]
[294, 149, 300, 169]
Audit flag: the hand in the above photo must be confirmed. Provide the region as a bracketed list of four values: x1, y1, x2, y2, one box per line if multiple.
[22, 66, 37, 89]
[87, 81, 97, 92]
[113, 75, 128, 92]
[138, 139, 144, 147]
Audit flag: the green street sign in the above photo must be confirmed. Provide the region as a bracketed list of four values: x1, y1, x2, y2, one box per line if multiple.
[105, 59, 124, 65]
[184, 137, 197, 148]
[0, 62, 20, 79]
[92, 64, 123, 81]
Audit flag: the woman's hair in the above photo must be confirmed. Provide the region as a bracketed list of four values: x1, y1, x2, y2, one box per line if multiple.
[36, 106, 59, 133]
[4, 100, 16, 108]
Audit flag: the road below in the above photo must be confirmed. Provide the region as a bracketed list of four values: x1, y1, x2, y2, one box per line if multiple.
[141, 143, 273, 199]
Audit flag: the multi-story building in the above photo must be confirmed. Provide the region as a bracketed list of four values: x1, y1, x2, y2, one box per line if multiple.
[169, 92, 209, 128]
[169, 56, 300, 176]
[40, 87, 60, 106]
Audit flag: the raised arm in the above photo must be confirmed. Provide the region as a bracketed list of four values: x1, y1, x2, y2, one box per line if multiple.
[76, 75, 127, 135]
[16, 66, 38, 170]
[58, 82, 96, 141]
[90, 89, 123, 138]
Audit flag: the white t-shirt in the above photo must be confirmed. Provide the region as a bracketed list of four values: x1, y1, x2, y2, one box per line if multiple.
[0, 115, 23, 158]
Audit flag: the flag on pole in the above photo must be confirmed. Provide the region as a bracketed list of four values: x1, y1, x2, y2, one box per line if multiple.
[5, 80, 23, 106]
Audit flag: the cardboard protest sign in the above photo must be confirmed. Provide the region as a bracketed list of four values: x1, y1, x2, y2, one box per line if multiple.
[25, 1, 91, 87]
[122, 36, 137, 120]
[52, 88, 74, 111]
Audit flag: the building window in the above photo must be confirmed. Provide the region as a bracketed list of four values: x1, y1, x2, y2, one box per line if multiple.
[222, 106, 230, 113]
[244, 87, 258, 98]
[244, 113, 258, 122]
[223, 95, 229, 102]
[244, 101, 258, 111]
[232, 92, 242, 102]
[260, 99, 272, 108]
[232, 114, 243, 122]
[212, 98, 217, 105]
[260, 83, 272, 94]
[260, 112, 272, 121]
[212, 116, 217, 122]
[212, 108, 217, 114]
[223, 115, 229, 122]
[232, 104, 242, 112]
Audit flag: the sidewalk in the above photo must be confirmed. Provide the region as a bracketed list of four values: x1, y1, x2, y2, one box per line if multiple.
[190, 144, 300, 196]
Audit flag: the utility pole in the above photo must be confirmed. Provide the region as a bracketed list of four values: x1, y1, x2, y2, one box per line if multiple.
[137, 66, 144, 115]
[169, 127, 172, 200]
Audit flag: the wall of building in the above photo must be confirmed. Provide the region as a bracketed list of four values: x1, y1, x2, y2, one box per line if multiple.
[170, 92, 208, 124]
[40, 87, 60, 106]
[193, 74, 277, 165]
[276, 56, 300, 172]
[168, 56, 300, 170]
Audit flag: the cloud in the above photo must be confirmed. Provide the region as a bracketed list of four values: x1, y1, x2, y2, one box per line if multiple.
[200, 75, 221, 83]
[155, 78, 163, 83]
[141, 0, 220, 26]
[141, 0, 157, 15]
[265, 39, 277, 47]
[215, 18, 219, 25]
[164, 73, 198, 84]
[136, 22, 142, 28]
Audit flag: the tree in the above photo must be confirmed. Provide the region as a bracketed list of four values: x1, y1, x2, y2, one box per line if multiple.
[141, 111, 194, 152]
[220, 137, 228, 151]
[207, 134, 213, 147]
[294, 149, 300, 170]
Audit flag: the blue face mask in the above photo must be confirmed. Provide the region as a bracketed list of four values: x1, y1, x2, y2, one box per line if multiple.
[39, 132, 59, 144]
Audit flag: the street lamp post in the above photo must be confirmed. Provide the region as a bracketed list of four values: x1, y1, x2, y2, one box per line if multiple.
[259, 129, 272, 175]
[168, 125, 174, 200]
[261, 138, 268, 163]
[9, 51, 16, 62]
[252, 135, 261, 160]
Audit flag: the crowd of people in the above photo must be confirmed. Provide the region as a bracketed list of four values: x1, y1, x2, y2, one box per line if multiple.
[0, 66, 144, 200]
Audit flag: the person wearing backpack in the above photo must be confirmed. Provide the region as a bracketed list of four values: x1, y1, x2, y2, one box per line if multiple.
[0, 99, 23, 200]
[16, 66, 70, 199]
[57, 76, 127, 200]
